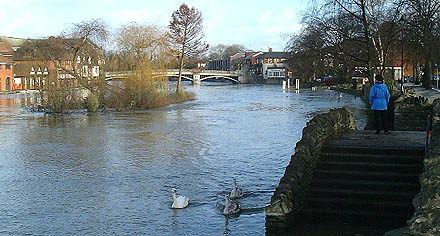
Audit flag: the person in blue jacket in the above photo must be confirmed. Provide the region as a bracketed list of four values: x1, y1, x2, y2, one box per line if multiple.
[369, 74, 390, 134]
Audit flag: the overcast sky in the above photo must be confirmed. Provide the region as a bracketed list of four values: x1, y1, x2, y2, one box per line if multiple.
[0, 0, 307, 51]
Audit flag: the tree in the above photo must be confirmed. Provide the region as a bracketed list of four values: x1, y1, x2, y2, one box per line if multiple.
[288, 0, 404, 84]
[286, 24, 327, 81]
[109, 22, 171, 108]
[206, 44, 247, 60]
[169, 3, 208, 93]
[115, 22, 169, 70]
[402, 0, 440, 88]
[16, 19, 109, 113]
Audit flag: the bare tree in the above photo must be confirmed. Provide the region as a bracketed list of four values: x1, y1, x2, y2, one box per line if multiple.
[16, 19, 109, 112]
[115, 22, 169, 70]
[111, 22, 171, 105]
[21, 19, 108, 93]
[288, 0, 405, 85]
[402, 0, 440, 88]
[169, 3, 208, 93]
[207, 44, 247, 60]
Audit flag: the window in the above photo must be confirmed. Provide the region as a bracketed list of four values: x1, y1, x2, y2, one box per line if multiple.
[0, 64, 2, 69]
[5, 64, 10, 70]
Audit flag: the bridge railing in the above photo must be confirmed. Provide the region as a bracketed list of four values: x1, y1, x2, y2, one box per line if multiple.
[105, 69, 239, 79]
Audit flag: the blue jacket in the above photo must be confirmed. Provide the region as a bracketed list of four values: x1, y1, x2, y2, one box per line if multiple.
[369, 82, 390, 110]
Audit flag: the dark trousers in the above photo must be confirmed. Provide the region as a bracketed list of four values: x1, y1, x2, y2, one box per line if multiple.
[374, 110, 388, 132]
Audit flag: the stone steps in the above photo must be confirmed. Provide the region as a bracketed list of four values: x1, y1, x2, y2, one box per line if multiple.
[322, 146, 425, 157]
[320, 152, 424, 165]
[312, 169, 420, 182]
[301, 198, 413, 220]
[301, 132, 424, 221]
[307, 188, 416, 202]
[310, 179, 420, 192]
[317, 160, 423, 173]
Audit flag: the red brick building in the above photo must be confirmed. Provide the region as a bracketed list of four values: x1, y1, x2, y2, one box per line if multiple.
[0, 55, 14, 91]
[0, 36, 102, 92]
[0, 38, 16, 91]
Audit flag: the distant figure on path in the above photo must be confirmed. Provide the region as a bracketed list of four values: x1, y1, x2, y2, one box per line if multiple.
[369, 75, 390, 134]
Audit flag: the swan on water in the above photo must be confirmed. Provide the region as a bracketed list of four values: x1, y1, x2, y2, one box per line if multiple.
[223, 194, 240, 215]
[172, 188, 189, 209]
[230, 179, 243, 199]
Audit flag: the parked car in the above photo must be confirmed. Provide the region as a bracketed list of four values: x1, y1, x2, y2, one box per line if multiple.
[323, 75, 336, 85]
[432, 76, 440, 81]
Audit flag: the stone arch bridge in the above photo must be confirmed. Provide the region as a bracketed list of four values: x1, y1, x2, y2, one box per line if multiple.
[105, 69, 243, 84]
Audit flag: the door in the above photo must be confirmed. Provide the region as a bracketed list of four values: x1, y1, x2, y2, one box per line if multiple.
[5, 77, 10, 91]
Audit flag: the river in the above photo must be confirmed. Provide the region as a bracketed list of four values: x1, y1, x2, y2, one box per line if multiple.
[0, 83, 367, 235]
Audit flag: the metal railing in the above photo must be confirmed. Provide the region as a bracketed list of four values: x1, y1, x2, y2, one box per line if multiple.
[426, 109, 433, 153]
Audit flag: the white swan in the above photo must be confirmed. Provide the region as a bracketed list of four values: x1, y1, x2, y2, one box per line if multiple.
[172, 188, 189, 209]
[223, 194, 240, 215]
[230, 179, 244, 199]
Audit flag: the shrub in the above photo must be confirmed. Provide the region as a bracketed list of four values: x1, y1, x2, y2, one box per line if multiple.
[86, 93, 99, 112]
[104, 81, 195, 110]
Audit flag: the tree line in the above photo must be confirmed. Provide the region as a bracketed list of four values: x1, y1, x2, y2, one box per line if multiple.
[287, 0, 440, 89]
[22, 3, 215, 113]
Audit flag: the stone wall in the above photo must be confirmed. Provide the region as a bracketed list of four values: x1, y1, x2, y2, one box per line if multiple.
[394, 93, 431, 131]
[385, 98, 440, 236]
[265, 107, 356, 231]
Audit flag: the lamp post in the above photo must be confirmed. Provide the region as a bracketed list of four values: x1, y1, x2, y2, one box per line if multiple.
[401, 30, 404, 93]
[435, 64, 439, 88]
[399, 16, 405, 94]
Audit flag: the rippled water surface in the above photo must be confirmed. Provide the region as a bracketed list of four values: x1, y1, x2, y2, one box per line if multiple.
[0, 84, 366, 235]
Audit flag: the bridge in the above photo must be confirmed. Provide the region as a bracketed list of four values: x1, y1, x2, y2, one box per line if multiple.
[105, 69, 243, 84]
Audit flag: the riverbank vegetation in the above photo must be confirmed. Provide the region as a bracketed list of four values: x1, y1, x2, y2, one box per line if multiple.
[21, 3, 204, 113]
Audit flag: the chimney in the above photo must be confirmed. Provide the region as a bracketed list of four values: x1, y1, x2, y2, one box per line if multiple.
[268, 47, 272, 52]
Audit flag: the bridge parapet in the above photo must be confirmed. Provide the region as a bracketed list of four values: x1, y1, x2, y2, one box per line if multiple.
[105, 69, 240, 83]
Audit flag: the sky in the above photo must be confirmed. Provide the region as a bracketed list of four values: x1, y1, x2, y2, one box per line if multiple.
[0, 0, 308, 51]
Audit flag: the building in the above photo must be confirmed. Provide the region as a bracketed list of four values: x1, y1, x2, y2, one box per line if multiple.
[230, 51, 258, 71]
[254, 48, 289, 83]
[0, 36, 103, 92]
[205, 59, 230, 71]
[0, 37, 20, 91]
[0, 55, 14, 91]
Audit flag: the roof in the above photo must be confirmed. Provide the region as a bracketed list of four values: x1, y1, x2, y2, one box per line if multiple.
[0, 36, 26, 47]
[14, 61, 57, 77]
[14, 37, 103, 62]
[244, 54, 254, 60]
[0, 54, 13, 63]
[256, 52, 289, 59]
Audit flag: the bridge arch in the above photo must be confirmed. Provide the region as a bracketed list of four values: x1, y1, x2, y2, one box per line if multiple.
[165, 75, 194, 81]
[200, 76, 239, 83]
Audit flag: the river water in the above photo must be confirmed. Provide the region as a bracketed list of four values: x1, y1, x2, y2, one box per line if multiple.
[0, 83, 366, 235]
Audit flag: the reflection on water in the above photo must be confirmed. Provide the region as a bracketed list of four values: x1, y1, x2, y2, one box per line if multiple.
[0, 86, 367, 235]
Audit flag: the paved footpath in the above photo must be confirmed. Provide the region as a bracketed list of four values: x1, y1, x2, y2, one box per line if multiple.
[404, 83, 440, 102]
